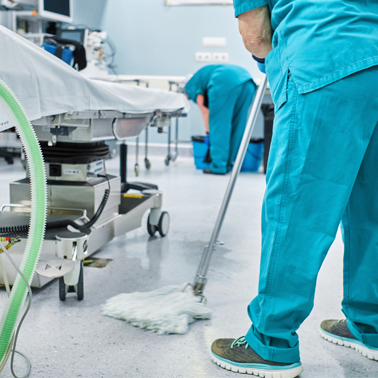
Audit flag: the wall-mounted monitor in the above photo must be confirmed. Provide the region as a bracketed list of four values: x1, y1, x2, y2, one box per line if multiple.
[57, 28, 88, 47]
[38, 0, 73, 23]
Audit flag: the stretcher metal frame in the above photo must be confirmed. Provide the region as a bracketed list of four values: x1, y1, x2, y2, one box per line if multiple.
[97, 77, 186, 173]
[0, 107, 185, 300]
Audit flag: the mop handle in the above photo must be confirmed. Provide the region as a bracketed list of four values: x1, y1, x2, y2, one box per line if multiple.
[193, 74, 268, 295]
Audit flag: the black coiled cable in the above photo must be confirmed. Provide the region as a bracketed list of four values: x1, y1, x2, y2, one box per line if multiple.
[84, 174, 110, 229]
[85, 191, 110, 228]
[0, 225, 28, 235]
[0, 219, 90, 236]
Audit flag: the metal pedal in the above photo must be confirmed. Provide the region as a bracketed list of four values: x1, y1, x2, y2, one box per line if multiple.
[36, 259, 76, 278]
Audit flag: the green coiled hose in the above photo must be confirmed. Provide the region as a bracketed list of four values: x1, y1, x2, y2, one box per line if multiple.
[0, 78, 47, 370]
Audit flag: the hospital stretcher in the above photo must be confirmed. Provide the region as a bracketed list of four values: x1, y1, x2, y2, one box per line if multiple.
[96, 76, 187, 174]
[94, 76, 152, 176]
[0, 26, 189, 300]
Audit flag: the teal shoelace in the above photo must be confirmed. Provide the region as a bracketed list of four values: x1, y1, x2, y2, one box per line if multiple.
[337, 319, 347, 324]
[231, 336, 250, 350]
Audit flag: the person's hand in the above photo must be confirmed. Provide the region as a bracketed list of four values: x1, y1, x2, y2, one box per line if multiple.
[238, 6, 273, 59]
[204, 134, 210, 146]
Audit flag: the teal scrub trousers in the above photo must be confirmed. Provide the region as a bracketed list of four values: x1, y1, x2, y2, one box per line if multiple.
[246, 66, 378, 363]
[208, 80, 255, 174]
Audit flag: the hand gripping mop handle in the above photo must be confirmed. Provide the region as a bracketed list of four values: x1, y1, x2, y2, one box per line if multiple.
[193, 74, 268, 296]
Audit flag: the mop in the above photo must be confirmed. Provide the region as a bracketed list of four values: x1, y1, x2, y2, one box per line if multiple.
[102, 74, 268, 334]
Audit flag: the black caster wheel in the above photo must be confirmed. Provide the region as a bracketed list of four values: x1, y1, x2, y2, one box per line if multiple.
[59, 276, 66, 301]
[58, 261, 84, 301]
[145, 158, 151, 170]
[164, 157, 170, 166]
[75, 261, 84, 301]
[158, 211, 170, 237]
[135, 163, 140, 176]
[147, 213, 158, 236]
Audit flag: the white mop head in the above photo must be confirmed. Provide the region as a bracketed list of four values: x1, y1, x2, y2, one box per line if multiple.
[102, 283, 212, 334]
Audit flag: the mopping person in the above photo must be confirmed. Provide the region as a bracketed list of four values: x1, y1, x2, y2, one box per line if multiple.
[185, 64, 256, 175]
[211, 1, 378, 376]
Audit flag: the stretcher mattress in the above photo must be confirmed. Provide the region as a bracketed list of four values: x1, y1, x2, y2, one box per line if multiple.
[0, 26, 190, 128]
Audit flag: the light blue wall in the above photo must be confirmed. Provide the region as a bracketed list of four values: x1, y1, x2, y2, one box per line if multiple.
[100, 0, 261, 79]
[72, 0, 265, 144]
[72, 0, 106, 29]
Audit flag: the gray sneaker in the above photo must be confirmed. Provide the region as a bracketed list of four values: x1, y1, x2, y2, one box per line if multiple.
[320, 319, 378, 360]
[211, 336, 304, 377]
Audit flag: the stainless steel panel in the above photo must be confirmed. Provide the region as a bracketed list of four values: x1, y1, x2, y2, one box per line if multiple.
[0, 190, 161, 288]
[10, 176, 120, 224]
[32, 111, 183, 143]
[49, 177, 120, 224]
[32, 119, 115, 143]
[45, 163, 89, 182]
[33, 114, 92, 127]
[9, 180, 32, 211]
[44, 161, 105, 182]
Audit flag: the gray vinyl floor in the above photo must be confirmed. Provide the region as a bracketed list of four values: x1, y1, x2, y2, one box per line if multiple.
[0, 154, 377, 378]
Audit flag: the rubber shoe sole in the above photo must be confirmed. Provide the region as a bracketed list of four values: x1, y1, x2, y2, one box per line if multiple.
[319, 327, 378, 361]
[210, 352, 304, 377]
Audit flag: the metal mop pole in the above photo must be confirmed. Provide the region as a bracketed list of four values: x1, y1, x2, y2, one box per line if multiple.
[193, 74, 268, 296]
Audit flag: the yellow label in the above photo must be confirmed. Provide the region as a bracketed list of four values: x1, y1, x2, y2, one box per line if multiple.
[123, 194, 144, 199]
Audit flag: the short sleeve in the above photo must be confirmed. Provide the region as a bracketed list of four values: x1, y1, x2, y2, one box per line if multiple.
[233, 0, 269, 18]
[185, 75, 205, 103]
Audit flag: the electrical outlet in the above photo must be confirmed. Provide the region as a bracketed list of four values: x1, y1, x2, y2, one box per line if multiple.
[195, 52, 212, 62]
[213, 52, 229, 62]
[203, 37, 226, 47]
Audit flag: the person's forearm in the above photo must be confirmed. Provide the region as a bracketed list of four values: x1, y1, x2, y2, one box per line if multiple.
[201, 109, 209, 133]
[196, 94, 210, 133]
[238, 5, 273, 59]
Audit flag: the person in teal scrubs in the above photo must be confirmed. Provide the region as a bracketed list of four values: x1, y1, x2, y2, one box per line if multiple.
[210, 1, 378, 377]
[185, 64, 256, 174]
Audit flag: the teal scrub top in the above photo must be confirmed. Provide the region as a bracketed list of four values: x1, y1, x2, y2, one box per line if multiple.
[233, 0, 378, 98]
[185, 64, 252, 104]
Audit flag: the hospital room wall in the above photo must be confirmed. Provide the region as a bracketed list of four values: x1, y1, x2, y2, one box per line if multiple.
[72, 0, 105, 29]
[73, 0, 265, 145]
[99, 1, 260, 77]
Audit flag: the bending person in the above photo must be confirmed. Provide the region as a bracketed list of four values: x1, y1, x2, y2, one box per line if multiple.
[185, 64, 256, 175]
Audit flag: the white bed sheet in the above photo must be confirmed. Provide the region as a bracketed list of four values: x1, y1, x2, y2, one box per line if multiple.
[0, 26, 189, 128]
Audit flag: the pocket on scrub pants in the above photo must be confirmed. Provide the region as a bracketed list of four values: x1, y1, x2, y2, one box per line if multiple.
[265, 46, 290, 114]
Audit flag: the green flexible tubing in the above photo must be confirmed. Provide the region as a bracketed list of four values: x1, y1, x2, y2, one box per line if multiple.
[0, 78, 47, 370]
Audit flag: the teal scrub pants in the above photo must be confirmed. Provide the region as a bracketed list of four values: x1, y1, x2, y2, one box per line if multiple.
[208, 80, 256, 174]
[246, 66, 378, 363]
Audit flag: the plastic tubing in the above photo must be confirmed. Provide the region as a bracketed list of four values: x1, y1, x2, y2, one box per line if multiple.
[0, 78, 47, 370]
